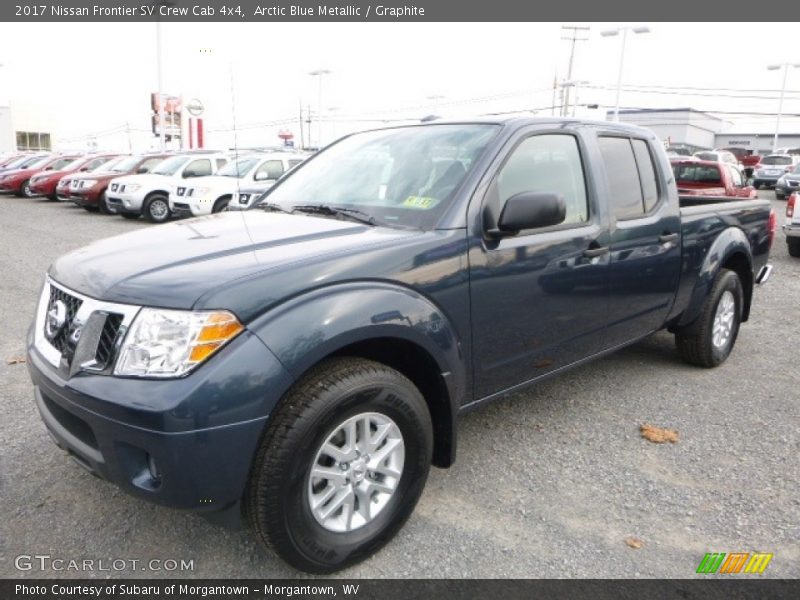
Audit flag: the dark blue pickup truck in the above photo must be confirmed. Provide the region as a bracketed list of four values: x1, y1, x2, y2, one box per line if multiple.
[27, 118, 775, 572]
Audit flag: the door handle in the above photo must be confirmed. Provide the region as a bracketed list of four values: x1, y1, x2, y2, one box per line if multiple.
[583, 246, 609, 258]
[659, 233, 679, 244]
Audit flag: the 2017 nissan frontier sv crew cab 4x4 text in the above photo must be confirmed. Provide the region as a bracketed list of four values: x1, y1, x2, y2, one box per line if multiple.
[27, 118, 774, 573]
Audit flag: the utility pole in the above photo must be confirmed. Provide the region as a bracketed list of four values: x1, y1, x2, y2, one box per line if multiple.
[560, 26, 589, 117]
[298, 99, 305, 150]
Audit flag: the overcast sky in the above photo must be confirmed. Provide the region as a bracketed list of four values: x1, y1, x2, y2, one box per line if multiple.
[1, 22, 799, 150]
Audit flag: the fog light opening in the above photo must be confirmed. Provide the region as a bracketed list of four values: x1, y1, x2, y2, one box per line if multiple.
[147, 453, 162, 485]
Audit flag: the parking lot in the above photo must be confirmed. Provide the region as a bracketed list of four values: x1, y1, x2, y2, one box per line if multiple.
[1, 192, 798, 579]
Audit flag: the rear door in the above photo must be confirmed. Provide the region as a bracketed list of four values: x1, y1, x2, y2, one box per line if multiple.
[596, 134, 682, 349]
[469, 128, 611, 399]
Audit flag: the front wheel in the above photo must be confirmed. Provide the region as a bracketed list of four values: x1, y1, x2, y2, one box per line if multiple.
[788, 238, 800, 257]
[143, 194, 170, 223]
[245, 357, 432, 573]
[19, 179, 34, 198]
[97, 190, 112, 214]
[212, 196, 231, 213]
[675, 268, 743, 367]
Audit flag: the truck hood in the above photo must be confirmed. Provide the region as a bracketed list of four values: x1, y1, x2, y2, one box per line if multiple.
[49, 212, 423, 319]
[112, 173, 174, 188]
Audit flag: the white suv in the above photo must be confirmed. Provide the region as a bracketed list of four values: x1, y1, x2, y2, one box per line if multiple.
[106, 152, 230, 222]
[171, 151, 309, 216]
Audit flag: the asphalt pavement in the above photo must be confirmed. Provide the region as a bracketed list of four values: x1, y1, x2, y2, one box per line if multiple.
[1, 192, 797, 578]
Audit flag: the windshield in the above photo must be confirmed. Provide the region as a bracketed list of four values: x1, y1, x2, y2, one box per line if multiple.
[59, 157, 87, 171]
[673, 163, 722, 184]
[112, 155, 144, 172]
[264, 124, 499, 229]
[45, 157, 77, 171]
[90, 156, 123, 172]
[3, 156, 29, 169]
[150, 155, 189, 176]
[694, 152, 718, 161]
[218, 156, 259, 177]
[762, 155, 792, 166]
[21, 155, 51, 169]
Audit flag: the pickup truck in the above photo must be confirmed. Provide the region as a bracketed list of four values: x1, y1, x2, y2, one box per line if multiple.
[671, 158, 757, 199]
[26, 118, 774, 573]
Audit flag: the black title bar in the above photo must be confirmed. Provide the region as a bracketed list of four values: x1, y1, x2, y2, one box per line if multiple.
[3, 0, 799, 22]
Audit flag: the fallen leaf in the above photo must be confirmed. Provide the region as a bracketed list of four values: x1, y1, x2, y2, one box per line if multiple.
[625, 536, 644, 549]
[640, 423, 678, 444]
[6, 356, 26, 365]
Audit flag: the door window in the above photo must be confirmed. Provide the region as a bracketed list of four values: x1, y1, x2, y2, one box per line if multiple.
[184, 159, 212, 177]
[496, 134, 589, 226]
[598, 136, 661, 219]
[255, 160, 285, 181]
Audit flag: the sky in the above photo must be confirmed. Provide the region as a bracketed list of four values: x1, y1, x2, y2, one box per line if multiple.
[1, 21, 799, 151]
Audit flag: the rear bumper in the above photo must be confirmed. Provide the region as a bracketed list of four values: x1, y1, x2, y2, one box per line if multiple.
[26, 327, 293, 519]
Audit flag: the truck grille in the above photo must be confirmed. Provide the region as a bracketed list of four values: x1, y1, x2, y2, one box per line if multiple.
[95, 313, 124, 368]
[47, 286, 83, 354]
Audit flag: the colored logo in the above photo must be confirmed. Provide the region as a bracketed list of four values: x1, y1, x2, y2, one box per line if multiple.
[696, 552, 773, 574]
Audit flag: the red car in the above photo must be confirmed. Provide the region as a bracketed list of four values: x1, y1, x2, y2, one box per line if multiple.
[29, 154, 119, 201]
[69, 153, 171, 213]
[56, 155, 126, 202]
[671, 159, 757, 199]
[0, 155, 79, 198]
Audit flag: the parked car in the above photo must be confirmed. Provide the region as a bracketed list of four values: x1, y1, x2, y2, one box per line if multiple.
[26, 119, 774, 573]
[753, 154, 800, 189]
[55, 156, 126, 202]
[785, 192, 800, 257]
[105, 151, 230, 222]
[671, 159, 757, 199]
[172, 151, 310, 216]
[29, 154, 120, 201]
[694, 149, 739, 168]
[0, 152, 33, 170]
[774, 163, 800, 200]
[716, 147, 761, 178]
[68, 153, 171, 212]
[0, 154, 78, 197]
[0, 153, 50, 177]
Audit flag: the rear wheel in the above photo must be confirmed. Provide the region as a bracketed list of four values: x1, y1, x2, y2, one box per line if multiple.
[143, 193, 170, 223]
[82, 205, 99, 213]
[752, 180, 761, 190]
[675, 268, 743, 367]
[788, 238, 800, 257]
[245, 357, 432, 573]
[120, 213, 140, 220]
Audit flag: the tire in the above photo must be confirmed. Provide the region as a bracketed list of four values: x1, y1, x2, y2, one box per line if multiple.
[675, 268, 743, 368]
[82, 205, 99, 213]
[143, 193, 170, 223]
[212, 196, 231, 213]
[120, 213, 140, 220]
[788, 239, 800, 258]
[97, 190, 111, 214]
[18, 179, 34, 198]
[752, 180, 761, 190]
[245, 357, 432, 573]
[776, 190, 785, 200]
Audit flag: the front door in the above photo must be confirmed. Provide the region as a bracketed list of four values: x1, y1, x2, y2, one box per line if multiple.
[469, 130, 611, 400]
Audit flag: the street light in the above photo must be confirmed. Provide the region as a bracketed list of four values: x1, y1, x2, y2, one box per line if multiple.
[309, 69, 331, 148]
[601, 26, 650, 121]
[767, 62, 800, 153]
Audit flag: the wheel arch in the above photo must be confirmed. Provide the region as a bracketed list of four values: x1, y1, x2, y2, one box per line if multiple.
[249, 282, 467, 468]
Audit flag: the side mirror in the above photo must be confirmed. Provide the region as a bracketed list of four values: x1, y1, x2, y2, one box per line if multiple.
[136, 166, 149, 174]
[254, 171, 275, 182]
[491, 192, 566, 236]
[183, 170, 197, 178]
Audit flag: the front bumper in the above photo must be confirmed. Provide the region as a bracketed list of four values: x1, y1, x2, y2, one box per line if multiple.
[30, 181, 56, 196]
[775, 180, 800, 196]
[26, 324, 292, 518]
[170, 192, 212, 217]
[72, 186, 102, 206]
[105, 190, 146, 214]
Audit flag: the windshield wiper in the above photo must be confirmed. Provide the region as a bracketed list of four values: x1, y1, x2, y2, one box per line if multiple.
[291, 204, 377, 226]
[257, 201, 292, 214]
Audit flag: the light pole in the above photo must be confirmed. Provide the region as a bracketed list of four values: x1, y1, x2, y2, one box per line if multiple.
[309, 69, 331, 148]
[767, 62, 800, 153]
[560, 80, 589, 117]
[156, 22, 165, 151]
[600, 26, 650, 121]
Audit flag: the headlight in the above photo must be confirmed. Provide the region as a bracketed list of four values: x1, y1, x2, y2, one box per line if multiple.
[115, 308, 244, 378]
[125, 184, 141, 192]
[81, 179, 98, 189]
[192, 187, 211, 196]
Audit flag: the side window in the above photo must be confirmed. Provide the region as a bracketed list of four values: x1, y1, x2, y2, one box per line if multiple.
[255, 160, 285, 181]
[215, 158, 228, 170]
[495, 134, 589, 226]
[631, 139, 660, 213]
[288, 159, 304, 169]
[598, 136, 645, 220]
[185, 159, 211, 177]
[728, 165, 743, 187]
